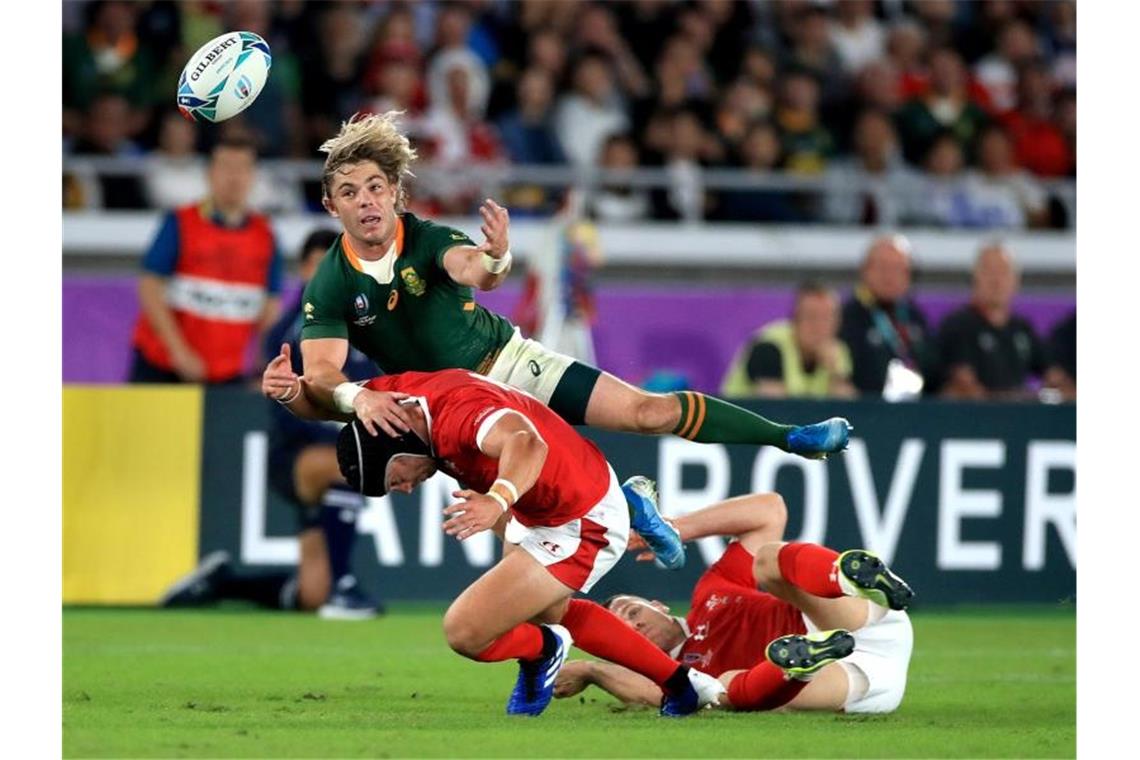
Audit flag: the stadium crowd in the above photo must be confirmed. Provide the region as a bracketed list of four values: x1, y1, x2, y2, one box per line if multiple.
[63, 0, 1075, 227]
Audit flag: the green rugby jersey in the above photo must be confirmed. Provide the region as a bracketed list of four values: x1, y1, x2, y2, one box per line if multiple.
[300, 213, 515, 373]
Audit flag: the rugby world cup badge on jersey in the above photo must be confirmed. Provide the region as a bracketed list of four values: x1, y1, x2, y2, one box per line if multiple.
[353, 293, 376, 326]
[177, 31, 272, 123]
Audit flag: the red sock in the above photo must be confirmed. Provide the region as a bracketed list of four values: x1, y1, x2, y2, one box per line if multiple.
[560, 599, 681, 686]
[777, 542, 842, 597]
[474, 623, 545, 662]
[726, 660, 808, 711]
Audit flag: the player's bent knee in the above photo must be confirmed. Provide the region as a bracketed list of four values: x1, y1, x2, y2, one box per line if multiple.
[441, 610, 487, 659]
[753, 541, 786, 585]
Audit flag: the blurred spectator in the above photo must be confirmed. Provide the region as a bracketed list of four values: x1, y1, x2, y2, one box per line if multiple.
[712, 121, 803, 222]
[555, 52, 630, 167]
[423, 49, 498, 165]
[651, 109, 717, 221]
[720, 282, 855, 399]
[526, 26, 569, 83]
[937, 243, 1051, 400]
[222, 0, 305, 157]
[1045, 311, 1076, 402]
[714, 79, 774, 153]
[839, 235, 939, 397]
[1000, 61, 1073, 177]
[973, 19, 1041, 113]
[301, 4, 368, 153]
[1044, 0, 1077, 90]
[496, 67, 565, 165]
[895, 47, 989, 165]
[964, 125, 1048, 229]
[130, 136, 283, 384]
[693, 0, 752, 85]
[66, 93, 147, 210]
[588, 134, 650, 222]
[1054, 89, 1076, 177]
[829, 0, 885, 75]
[825, 109, 918, 226]
[781, 4, 846, 106]
[775, 70, 834, 175]
[143, 111, 206, 210]
[63, 0, 156, 137]
[573, 2, 650, 100]
[885, 19, 929, 100]
[905, 131, 968, 227]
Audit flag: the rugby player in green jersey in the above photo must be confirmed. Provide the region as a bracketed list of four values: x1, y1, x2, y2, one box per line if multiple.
[261, 113, 849, 459]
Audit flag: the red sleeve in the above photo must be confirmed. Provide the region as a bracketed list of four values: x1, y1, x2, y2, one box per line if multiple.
[691, 542, 758, 604]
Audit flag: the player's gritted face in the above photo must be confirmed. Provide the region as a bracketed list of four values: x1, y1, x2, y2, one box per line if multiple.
[383, 454, 437, 494]
[608, 595, 680, 651]
[325, 161, 399, 249]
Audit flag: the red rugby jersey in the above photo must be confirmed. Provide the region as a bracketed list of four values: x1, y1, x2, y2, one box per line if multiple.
[366, 369, 611, 527]
[677, 542, 808, 676]
[133, 204, 279, 381]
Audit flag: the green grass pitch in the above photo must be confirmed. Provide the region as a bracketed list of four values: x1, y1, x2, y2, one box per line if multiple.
[63, 604, 1074, 758]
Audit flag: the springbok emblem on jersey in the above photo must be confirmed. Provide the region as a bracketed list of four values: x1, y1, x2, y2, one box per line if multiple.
[400, 267, 427, 296]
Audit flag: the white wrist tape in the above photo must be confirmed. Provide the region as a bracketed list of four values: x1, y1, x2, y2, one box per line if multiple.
[492, 478, 520, 504]
[482, 250, 512, 274]
[486, 490, 510, 512]
[276, 380, 302, 405]
[333, 382, 364, 414]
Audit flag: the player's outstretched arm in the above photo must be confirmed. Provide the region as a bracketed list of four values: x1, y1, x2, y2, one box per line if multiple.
[299, 338, 414, 436]
[668, 493, 788, 555]
[261, 343, 343, 420]
[441, 199, 512, 291]
[554, 660, 663, 707]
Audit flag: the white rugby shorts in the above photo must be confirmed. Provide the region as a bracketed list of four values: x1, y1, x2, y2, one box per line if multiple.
[485, 328, 577, 407]
[503, 465, 629, 593]
[803, 602, 914, 714]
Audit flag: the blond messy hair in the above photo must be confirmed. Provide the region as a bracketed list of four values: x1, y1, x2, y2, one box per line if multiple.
[320, 112, 417, 210]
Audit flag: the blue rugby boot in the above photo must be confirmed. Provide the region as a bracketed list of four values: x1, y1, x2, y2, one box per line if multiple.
[660, 667, 726, 717]
[506, 624, 572, 716]
[786, 417, 853, 460]
[622, 476, 685, 570]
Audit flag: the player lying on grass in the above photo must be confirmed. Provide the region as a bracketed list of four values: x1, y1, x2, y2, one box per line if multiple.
[553, 489, 914, 713]
[261, 111, 850, 459]
[334, 368, 725, 716]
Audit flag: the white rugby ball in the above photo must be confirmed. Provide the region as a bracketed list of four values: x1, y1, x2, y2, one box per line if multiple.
[177, 31, 272, 123]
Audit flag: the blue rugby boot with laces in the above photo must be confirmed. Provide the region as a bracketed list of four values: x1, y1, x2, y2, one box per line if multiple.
[506, 624, 572, 716]
[622, 476, 685, 570]
[786, 417, 853, 460]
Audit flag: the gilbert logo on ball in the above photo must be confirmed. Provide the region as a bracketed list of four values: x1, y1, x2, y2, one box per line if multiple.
[177, 31, 272, 123]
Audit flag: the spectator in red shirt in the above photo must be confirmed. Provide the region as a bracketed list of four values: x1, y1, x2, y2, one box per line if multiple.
[1001, 60, 1074, 177]
[130, 136, 283, 383]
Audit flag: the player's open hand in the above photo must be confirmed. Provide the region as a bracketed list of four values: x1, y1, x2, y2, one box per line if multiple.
[553, 661, 593, 699]
[262, 343, 299, 401]
[352, 388, 413, 437]
[475, 198, 510, 259]
[442, 490, 504, 541]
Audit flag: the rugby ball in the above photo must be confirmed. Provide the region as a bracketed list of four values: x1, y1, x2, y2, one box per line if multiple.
[177, 31, 272, 123]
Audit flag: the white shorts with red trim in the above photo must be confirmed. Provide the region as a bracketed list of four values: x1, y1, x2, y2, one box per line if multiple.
[803, 603, 913, 714]
[503, 465, 629, 593]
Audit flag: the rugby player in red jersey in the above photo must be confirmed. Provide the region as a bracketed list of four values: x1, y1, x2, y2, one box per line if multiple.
[333, 368, 725, 716]
[553, 491, 915, 714]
